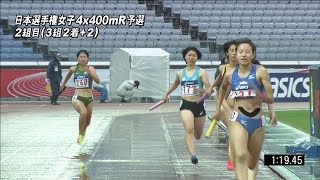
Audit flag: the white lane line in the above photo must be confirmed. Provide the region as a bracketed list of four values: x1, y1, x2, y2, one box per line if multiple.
[7, 76, 22, 97]
[0, 104, 8, 108]
[7, 72, 47, 97]
[275, 108, 308, 111]
[160, 113, 185, 180]
[51, 104, 122, 179]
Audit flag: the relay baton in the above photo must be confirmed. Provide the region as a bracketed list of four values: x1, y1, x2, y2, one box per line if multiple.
[58, 86, 66, 96]
[45, 84, 52, 95]
[196, 93, 209, 104]
[205, 118, 218, 138]
[197, 90, 214, 104]
[197, 90, 213, 104]
[148, 100, 164, 111]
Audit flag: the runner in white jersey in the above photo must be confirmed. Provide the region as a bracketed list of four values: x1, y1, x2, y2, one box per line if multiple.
[162, 47, 211, 164]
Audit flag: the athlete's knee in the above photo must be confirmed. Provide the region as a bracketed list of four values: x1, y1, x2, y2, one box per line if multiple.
[248, 164, 256, 170]
[235, 151, 247, 163]
[247, 156, 259, 170]
[194, 134, 202, 140]
[248, 161, 258, 170]
[86, 109, 92, 117]
[80, 111, 87, 117]
[185, 127, 194, 135]
[194, 130, 203, 139]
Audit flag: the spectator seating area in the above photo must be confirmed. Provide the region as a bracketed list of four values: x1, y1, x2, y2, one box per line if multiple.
[166, 0, 319, 61]
[0, 0, 319, 62]
[0, 28, 44, 61]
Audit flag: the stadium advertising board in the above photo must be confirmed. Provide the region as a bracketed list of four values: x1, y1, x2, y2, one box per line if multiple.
[1, 68, 311, 102]
[269, 71, 309, 102]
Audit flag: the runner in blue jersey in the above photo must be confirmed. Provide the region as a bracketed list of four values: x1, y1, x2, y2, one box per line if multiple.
[162, 47, 211, 164]
[213, 38, 277, 179]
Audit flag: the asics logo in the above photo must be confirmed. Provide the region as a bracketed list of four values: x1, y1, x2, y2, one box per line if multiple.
[236, 84, 248, 90]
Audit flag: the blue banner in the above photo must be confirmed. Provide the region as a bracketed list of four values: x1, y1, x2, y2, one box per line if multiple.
[270, 72, 309, 102]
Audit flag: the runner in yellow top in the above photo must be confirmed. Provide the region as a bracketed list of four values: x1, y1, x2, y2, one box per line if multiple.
[61, 49, 100, 144]
[206, 40, 238, 170]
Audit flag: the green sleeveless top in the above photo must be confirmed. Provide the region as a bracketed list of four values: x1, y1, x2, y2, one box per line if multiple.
[73, 65, 93, 89]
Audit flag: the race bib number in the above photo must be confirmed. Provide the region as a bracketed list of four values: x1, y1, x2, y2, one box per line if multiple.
[182, 84, 199, 96]
[75, 78, 89, 88]
[229, 90, 256, 98]
[229, 111, 238, 122]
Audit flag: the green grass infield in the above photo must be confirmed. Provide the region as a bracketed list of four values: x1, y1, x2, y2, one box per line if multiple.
[272, 110, 310, 133]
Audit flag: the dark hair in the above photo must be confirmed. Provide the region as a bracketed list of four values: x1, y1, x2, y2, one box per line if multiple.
[51, 52, 60, 60]
[235, 38, 256, 57]
[220, 57, 227, 65]
[77, 49, 89, 58]
[134, 80, 140, 89]
[223, 40, 237, 57]
[252, 59, 261, 65]
[181, 47, 202, 63]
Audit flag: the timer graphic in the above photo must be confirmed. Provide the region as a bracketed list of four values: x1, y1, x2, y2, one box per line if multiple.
[264, 154, 305, 165]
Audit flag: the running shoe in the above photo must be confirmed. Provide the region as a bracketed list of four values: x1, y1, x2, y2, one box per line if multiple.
[191, 155, 198, 164]
[77, 134, 84, 145]
[79, 162, 86, 174]
[227, 159, 234, 170]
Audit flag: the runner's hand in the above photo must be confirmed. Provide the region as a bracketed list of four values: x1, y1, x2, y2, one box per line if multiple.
[212, 111, 220, 121]
[60, 85, 65, 92]
[46, 78, 50, 84]
[162, 94, 169, 103]
[269, 111, 278, 127]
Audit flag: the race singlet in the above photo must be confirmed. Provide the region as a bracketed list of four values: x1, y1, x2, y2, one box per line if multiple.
[75, 78, 89, 88]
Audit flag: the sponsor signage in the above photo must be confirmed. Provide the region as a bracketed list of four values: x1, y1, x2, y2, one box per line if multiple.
[1, 68, 311, 102]
[270, 72, 309, 102]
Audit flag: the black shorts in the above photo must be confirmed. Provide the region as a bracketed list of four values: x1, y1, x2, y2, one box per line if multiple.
[180, 99, 206, 117]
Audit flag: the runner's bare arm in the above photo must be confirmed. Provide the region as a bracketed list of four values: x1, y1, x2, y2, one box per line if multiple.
[258, 67, 274, 104]
[200, 68, 211, 95]
[163, 71, 180, 102]
[207, 65, 225, 94]
[87, 66, 100, 84]
[214, 72, 232, 119]
[61, 66, 75, 90]
[222, 85, 233, 110]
